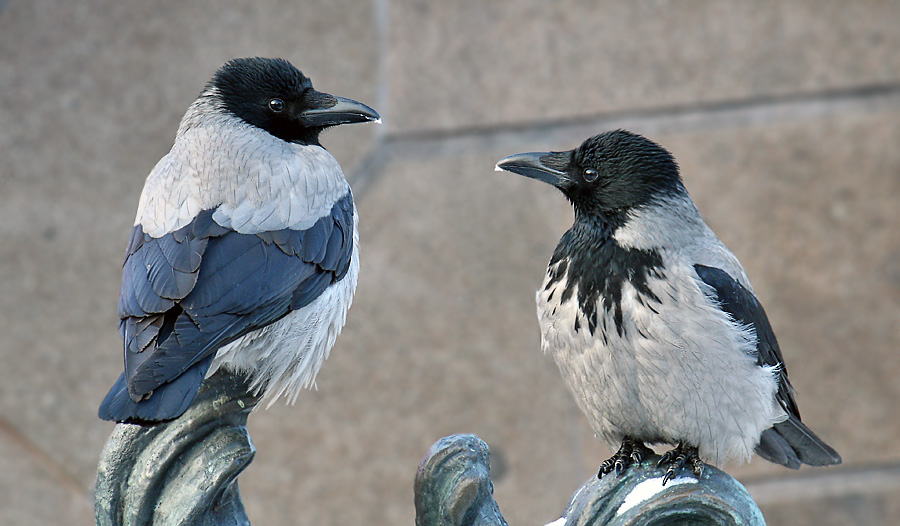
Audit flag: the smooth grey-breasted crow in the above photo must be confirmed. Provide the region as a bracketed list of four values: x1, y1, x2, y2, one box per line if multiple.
[99, 57, 379, 423]
[496, 130, 841, 483]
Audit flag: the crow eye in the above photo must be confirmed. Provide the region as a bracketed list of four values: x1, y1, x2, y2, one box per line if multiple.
[268, 98, 285, 113]
[583, 168, 599, 182]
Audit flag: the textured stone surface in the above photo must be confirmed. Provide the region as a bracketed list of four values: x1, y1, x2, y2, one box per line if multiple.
[388, 0, 900, 133]
[1, 1, 898, 525]
[0, 428, 93, 526]
[758, 493, 900, 526]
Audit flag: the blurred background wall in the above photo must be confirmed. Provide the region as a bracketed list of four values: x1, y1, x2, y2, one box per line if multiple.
[1, 1, 899, 524]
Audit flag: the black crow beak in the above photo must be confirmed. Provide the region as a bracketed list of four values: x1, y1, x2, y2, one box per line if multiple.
[495, 151, 571, 187]
[299, 91, 381, 127]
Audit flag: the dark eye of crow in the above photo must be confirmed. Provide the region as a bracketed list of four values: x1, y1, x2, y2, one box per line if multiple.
[583, 168, 599, 182]
[268, 98, 285, 113]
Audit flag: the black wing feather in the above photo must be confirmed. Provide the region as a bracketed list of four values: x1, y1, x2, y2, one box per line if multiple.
[693, 264, 799, 417]
[693, 264, 841, 467]
[100, 192, 355, 422]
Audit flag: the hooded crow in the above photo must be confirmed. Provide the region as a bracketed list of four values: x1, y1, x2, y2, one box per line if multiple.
[99, 57, 379, 422]
[496, 130, 840, 483]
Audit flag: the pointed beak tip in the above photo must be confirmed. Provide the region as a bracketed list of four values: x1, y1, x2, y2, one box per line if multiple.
[495, 155, 518, 172]
[300, 95, 381, 127]
[493, 151, 567, 186]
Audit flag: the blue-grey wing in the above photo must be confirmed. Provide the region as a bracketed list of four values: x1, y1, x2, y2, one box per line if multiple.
[100, 193, 354, 422]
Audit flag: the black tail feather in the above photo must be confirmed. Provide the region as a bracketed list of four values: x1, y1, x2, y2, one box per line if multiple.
[98, 356, 214, 423]
[756, 427, 801, 469]
[755, 416, 841, 468]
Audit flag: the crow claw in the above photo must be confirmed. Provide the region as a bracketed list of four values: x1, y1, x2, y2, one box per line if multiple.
[662, 467, 677, 486]
[657, 449, 675, 468]
[657, 443, 703, 486]
[598, 437, 653, 479]
[599, 458, 615, 475]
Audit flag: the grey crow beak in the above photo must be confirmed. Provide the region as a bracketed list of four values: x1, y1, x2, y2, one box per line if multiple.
[299, 92, 381, 127]
[495, 151, 571, 187]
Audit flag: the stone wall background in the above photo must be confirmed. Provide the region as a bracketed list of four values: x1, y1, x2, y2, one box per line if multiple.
[1, 1, 898, 524]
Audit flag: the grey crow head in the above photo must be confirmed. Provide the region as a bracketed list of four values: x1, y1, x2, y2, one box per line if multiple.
[496, 130, 685, 222]
[207, 57, 379, 145]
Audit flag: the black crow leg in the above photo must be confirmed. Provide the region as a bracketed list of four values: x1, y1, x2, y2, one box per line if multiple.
[598, 437, 654, 478]
[657, 443, 703, 485]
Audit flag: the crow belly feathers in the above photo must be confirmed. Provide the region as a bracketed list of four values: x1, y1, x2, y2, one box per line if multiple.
[537, 258, 784, 466]
[210, 218, 359, 406]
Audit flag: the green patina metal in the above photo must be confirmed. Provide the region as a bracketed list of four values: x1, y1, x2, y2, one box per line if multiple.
[95, 376, 764, 526]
